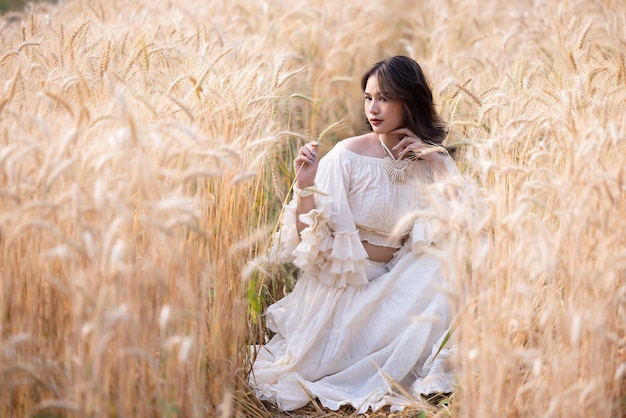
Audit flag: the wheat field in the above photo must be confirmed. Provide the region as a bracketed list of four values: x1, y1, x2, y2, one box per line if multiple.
[0, 0, 624, 416]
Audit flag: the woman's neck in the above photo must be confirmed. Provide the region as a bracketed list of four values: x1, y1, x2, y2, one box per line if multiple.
[378, 133, 402, 159]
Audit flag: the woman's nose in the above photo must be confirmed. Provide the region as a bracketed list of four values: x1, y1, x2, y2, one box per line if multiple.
[369, 100, 380, 114]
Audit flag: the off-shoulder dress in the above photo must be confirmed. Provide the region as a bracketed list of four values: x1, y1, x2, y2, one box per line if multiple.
[250, 141, 460, 413]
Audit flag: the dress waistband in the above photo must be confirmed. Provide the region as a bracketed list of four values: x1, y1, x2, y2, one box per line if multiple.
[357, 225, 404, 249]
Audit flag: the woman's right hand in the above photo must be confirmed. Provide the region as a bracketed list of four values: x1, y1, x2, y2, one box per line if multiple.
[293, 141, 319, 188]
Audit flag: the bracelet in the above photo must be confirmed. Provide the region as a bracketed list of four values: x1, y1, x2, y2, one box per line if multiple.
[293, 186, 314, 197]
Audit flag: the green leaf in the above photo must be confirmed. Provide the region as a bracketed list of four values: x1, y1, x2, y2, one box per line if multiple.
[433, 325, 454, 360]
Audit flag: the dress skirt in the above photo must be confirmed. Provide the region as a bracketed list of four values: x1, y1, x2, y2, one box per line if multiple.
[250, 245, 455, 413]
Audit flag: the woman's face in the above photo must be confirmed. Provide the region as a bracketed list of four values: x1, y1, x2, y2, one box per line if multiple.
[364, 74, 405, 135]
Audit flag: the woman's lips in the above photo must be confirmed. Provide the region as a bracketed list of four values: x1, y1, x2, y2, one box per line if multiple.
[369, 119, 382, 126]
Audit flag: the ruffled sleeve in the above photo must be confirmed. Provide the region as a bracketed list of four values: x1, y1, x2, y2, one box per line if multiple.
[408, 153, 473, 254]
[269, 145, 369, 288]
[410, 218, 438, 250]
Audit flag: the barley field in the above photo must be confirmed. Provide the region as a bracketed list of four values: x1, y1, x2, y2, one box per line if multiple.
[0, 0, 624, 417]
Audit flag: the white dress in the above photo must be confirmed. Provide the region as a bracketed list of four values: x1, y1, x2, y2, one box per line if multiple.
[250, 141, 460, 413]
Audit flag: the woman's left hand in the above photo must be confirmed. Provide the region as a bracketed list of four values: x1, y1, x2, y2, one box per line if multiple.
[390, 128, 444, 162]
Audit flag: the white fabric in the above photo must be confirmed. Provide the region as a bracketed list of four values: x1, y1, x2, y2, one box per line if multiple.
[251, 141, 463, 413]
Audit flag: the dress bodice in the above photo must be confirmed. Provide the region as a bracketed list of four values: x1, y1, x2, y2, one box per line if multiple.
[332, 143, 435, 248]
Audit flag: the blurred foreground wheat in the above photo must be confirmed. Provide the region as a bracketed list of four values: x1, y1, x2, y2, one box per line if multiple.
[0, 0, 624, 417]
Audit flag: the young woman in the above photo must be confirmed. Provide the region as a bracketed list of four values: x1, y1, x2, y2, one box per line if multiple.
[250, 55, 464, 413]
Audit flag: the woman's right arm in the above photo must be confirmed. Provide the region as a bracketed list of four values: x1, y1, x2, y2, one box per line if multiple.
[293, 141, 319, 237]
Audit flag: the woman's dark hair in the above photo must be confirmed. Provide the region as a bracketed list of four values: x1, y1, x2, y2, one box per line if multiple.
[360, 55, 448, 147]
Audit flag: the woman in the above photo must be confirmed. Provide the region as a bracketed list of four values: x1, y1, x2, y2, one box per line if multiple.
[250, 55, 464, 413]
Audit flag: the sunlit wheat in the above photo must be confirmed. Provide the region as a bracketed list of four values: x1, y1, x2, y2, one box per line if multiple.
[0, 0, 623, 417]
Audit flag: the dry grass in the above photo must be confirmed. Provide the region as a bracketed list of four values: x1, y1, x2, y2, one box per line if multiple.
[0, 0, 624, 417]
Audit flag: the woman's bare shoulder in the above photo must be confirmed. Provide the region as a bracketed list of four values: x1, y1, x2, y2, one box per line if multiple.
[340, 133, 380, 157]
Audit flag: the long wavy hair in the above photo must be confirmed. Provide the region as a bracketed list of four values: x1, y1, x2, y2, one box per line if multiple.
[361, 55, 448, 147]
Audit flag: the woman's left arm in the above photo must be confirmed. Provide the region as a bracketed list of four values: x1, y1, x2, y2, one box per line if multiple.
[425, 153, 454, 182]
[391, 127, 458, 182]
